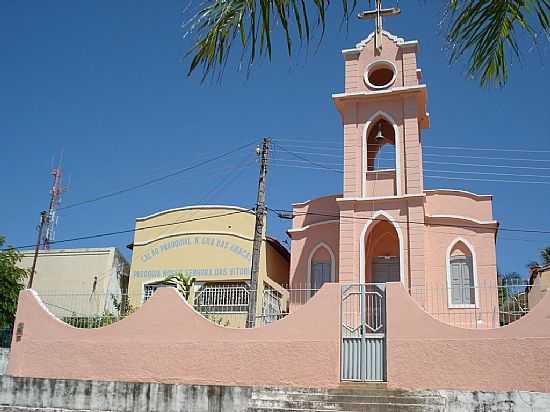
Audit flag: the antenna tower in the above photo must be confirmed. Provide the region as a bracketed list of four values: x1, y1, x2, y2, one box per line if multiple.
[41, 165, 66, 249]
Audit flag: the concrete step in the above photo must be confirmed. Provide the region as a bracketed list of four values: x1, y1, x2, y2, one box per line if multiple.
[248, 385, 446, 412]
[248, 404, 444, 412]
[251, 392, 445, 405]
[248, 398, 445, 412]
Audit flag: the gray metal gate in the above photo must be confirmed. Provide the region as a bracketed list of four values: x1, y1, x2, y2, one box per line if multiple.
[341, 284, 386, 381]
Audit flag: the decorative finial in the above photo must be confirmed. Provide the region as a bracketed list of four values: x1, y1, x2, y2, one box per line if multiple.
[358, 0, 400, 52]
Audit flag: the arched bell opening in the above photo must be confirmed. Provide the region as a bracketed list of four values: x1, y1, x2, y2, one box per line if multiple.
[364, 219, 400, 284]
[366, 119, 396, 171]
[364, 118, 398, 197]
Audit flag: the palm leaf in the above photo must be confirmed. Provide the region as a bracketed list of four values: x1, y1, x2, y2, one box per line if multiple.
[185, 0, 357, 80]
[447, 0, 550, 86]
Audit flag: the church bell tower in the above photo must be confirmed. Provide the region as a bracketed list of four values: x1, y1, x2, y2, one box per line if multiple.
[333, 1, 429, 199]
[332, 1, 430, 286]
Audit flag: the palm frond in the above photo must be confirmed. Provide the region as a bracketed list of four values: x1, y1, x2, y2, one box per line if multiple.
[447, 0, 550, 86]
[185, 0, 357, 80]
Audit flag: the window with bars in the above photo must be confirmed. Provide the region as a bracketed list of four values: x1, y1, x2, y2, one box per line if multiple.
[311, 261, 331, 290]
[194, 282, 249, 313]
[143, 283, 175, 301]
[262, 285, 284, 324]
[449, 255, 476, 306]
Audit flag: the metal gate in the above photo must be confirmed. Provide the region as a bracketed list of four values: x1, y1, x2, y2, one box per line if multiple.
[341, 284, 386, 381]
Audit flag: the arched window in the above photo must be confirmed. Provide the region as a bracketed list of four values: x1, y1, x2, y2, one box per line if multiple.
[366, 119, 396, 171]
[447, 240, 477, 307]
[309, 243, 334, 291]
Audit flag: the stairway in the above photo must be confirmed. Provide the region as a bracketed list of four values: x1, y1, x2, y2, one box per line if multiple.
[247, 384, 446, 412]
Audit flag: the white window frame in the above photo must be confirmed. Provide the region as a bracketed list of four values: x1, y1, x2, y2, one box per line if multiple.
[193, 282, 250, 313]
[143, 282, 176, 303]
[446, 237, 480, 309]
[307, 242, 335, 290]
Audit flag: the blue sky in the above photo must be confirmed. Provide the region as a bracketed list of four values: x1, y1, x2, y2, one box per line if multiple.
[1, 1, 549, 277]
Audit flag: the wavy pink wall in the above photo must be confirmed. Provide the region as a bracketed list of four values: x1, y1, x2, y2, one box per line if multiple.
[7, 285, 341, 388]
[386, 282, 550, 392]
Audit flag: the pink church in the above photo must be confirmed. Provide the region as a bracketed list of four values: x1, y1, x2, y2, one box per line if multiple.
[288, 30, 499, 313]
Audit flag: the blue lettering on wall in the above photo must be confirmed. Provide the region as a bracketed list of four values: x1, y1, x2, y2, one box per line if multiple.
[138, 235, 252, 263]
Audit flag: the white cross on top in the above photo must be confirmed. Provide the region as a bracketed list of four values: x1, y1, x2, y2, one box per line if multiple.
[358, 0, 401, 52]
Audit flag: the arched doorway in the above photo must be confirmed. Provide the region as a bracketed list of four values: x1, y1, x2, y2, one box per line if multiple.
[363, 217, 401, 284]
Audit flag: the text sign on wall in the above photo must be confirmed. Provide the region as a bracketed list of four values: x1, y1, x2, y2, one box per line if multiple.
[139, 236, 252, 263]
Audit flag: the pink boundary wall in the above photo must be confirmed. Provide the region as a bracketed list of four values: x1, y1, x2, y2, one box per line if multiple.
[7, 285, 341, 388]
[386, 282, 550, 393]
[8, 282, 550, 392]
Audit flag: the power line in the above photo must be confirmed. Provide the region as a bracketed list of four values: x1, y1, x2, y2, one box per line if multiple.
[148, 157, 257, 242]
[58, 140, 258, 211]
[423, 159, 550, 171]
[271, 149, 343, 158]
[271, 138, 550, 154]
[422, 153, 550, 163]
[4, 209, 254, 252]
[273, 158, 550, 180]
[424, 175, 550, 185]
[270, 161, 550, 185]
[272, 146, 550, 171]
[269, 207, 550, 235]
[423, 145, 550, 154]
[273, 143, 339, 171]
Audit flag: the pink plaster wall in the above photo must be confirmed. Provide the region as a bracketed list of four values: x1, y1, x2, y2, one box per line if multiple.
[292, 194, 340, 228]
[289, 224, 340, 287]
[386, 282, 550, 392]
[344, 34, 417, 94]
[425, 190, 494, 222]
[8, 285, 341, 388]
[365, 170, 396, 197]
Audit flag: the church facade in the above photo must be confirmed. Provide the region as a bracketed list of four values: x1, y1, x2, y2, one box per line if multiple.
[288, 31, 499, 318]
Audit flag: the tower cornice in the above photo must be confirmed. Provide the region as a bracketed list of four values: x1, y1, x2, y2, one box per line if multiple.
[332, 85, 430, 129]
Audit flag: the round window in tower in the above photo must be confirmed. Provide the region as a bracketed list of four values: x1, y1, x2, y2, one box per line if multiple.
[364, 61, 397, 89]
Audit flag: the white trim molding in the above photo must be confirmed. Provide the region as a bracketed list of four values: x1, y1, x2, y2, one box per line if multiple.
[337, 193, 426, 203]
[136, 205, 254, 221]
[307, 242, 336, 289]
[292, 194, 341, 208]
[364, 60, 397, 90]
[424, 189, 493, 201]
[342, 30, 419, 56]
[426, 214, 498, 227]
[359, 210, 405, 285]
[332, 84, 426, 100]
[287, 219, 339, 234]
[446, 237, 480, 309]
[362, 111, 402, 198]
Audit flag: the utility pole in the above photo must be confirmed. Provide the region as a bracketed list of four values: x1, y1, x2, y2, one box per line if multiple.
[246, 137, 270, 328]
[28, 211, 47, 289]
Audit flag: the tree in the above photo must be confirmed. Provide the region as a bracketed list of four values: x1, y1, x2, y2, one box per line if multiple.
[527, 246, 550, 269]
[498, 271, 528, 326]
[0, 236, 28, 329]
[185, 0, 550, 86]
[160, 273, 196, 300]
[541, 246, 550, 266]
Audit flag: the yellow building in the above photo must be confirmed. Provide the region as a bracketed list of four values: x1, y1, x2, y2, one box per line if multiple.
[528, 264, 550, 310]
[18, 248, 130, 319]
[128, 205, 290, 327]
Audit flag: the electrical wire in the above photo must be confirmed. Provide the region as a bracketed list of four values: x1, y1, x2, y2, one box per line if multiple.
[58, 140, 258, 211]
[271, 138, 550, 154]
[3, 209, 254, 251]
[272, 158, 550, 180]
[269, 207, 550, 235]
[270, 161, 550, 185]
